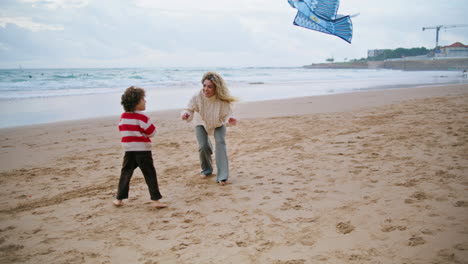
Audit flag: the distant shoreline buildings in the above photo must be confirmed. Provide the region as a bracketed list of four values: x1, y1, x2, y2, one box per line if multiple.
[368, 42, 468, 60]
[437, 42, 468, 58]
[304, 42, 468, 71]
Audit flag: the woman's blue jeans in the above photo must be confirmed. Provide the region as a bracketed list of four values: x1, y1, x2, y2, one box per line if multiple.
[195, 125, 229, 182]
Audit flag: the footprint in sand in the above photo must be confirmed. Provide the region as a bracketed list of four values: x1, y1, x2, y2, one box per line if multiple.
[236, 241, 248, 247]
[160, 224, 177, 231]
[218, 232, 235, 239]
[411, 191, 429, 201]
[171, 242, 189, 251]
[0, 226, 16, 233]
[0, 244, 24, 253]
[454, 200, 467, 207]
[454, 242, 468, 251]
[336, 221, 355, 234]
[255, 240, 274, 251]
[405, 191, 430, 204]
[436, 248, 463, 263]
[408, 236, 426, 246]
[293, 217, 319, 223]
[421, 228, 435, 235]
[381, 225, 407, 232]
[272, 259, 306, 264]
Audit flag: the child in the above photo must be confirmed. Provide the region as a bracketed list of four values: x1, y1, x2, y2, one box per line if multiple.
[113, 86, 167, 208]
[181, 72, 238, 186]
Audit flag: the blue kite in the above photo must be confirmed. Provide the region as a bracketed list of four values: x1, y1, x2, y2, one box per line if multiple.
[288, 0, 354, 43]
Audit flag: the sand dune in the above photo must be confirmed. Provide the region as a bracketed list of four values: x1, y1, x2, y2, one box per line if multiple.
[0, 84, 467, 263]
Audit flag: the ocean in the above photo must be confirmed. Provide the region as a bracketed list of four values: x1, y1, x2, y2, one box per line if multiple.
[0, 67, 467, 128]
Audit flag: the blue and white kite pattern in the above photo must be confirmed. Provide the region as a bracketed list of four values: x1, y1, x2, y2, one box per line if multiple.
[288, 0, 354, 43]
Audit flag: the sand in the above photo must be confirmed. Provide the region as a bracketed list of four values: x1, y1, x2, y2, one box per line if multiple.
[0, 84, 467, 264]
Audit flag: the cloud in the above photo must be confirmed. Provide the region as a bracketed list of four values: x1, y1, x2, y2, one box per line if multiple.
[134, 0, 285, 13]
[0, 16, 64, 31]
[18, 0, 89, 9]
[0, 0, 467, 68]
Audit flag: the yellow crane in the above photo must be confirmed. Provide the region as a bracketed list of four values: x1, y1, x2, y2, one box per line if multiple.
[422, 24, 468, 49]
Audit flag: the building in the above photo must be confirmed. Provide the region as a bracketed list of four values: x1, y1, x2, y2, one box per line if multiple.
[437, 42, 468, 58]
[367, 49, 385, 58]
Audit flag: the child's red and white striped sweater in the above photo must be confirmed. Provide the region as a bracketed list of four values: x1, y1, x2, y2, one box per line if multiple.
[118, 111, 156, 151]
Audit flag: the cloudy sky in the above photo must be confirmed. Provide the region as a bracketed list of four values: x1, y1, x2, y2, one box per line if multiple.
[1, 0, 467, 68]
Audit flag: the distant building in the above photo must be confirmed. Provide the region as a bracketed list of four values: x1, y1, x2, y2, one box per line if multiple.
[367, 49, 385, 58]
[437, 42, 468, 58]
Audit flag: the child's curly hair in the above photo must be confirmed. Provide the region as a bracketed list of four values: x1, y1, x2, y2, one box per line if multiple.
[121, 86, 145, 112]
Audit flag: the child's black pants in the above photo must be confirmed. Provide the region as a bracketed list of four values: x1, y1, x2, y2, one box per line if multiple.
[116, 151, 162, 201]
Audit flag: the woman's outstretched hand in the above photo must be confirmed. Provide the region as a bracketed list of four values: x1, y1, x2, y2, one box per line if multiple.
[182, 113, 190, 120]
[228, 117, 237, 126]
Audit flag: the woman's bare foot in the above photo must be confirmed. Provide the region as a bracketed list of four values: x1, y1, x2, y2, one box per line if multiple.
[152, 200, 168, 208]
[218, 180, 228, 186]
[113, 200, 124, 207]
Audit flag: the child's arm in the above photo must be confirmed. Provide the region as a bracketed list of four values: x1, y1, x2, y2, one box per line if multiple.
[144, 123, 156, 138]
[142, 123, 156, 137]
[141, 115, 156, 138]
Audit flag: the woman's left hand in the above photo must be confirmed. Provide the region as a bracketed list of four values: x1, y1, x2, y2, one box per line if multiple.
[228, 117, 237, 126]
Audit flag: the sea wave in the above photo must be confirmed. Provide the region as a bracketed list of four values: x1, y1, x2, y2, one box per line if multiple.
[53, 74, 78, 79]
[0, 67, 467, 100]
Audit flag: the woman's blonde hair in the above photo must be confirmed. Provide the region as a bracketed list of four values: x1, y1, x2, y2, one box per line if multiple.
[201, 72, 238, 103]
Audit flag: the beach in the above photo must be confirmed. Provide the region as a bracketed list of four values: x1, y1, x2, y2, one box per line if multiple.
[0, 84, 467, 263]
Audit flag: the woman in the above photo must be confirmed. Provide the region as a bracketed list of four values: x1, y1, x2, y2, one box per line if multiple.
[181, 72, 238, 186]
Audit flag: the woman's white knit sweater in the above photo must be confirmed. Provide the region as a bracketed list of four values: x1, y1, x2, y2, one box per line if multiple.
[182, 90, 234, 134]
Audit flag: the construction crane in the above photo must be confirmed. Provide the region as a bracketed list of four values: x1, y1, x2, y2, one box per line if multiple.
[422, 24, 468, 50]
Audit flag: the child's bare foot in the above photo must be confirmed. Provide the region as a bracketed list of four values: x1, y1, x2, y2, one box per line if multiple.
[113, 200, 124, 207]
[152, 200, 168, 208]
[200, 173, 212, 179]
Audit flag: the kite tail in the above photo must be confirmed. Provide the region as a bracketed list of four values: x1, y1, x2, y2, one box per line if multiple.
[333, 16, 353, 43]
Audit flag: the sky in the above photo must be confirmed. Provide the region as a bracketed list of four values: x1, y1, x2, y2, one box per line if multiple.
[0, 0, 467, 68]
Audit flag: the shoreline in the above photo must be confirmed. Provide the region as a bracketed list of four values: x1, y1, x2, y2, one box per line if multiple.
[0, 83, 467, 263]
[304, 57, 468, 71]
[1, 82, 467, 130]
